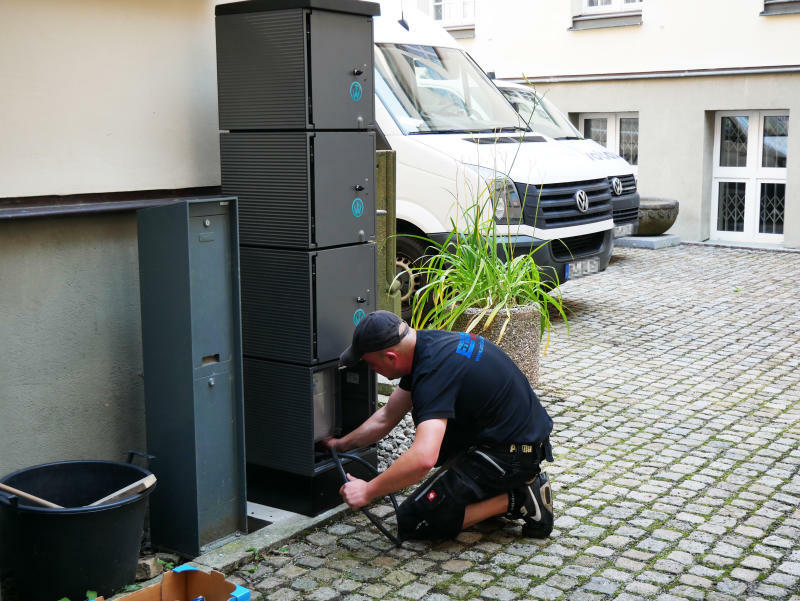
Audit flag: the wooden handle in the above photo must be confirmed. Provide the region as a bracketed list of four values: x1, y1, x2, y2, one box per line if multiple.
[87, 474, 157, 507]
[0, 482, 63, 509]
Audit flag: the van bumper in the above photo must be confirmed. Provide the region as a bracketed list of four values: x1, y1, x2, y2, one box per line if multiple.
[427, 229, 614, 285]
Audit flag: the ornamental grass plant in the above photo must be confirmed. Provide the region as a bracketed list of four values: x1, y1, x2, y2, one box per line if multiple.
[395, 82, 570, 350]
[403, 188, 568, 350]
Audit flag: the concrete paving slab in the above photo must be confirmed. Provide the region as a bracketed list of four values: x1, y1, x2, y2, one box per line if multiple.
[614, 234, 681, 248]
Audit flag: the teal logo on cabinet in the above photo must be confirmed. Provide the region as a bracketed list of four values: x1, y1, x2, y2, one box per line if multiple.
[352, 197, 364, 218]
[353, 308, 366, 326]
[350, 81, 363, 102]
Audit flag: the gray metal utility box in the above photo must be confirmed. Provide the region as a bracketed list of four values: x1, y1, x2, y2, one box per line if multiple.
[240, 244, 376, 364]
[216, 0, 380, 131]
[221, 131, 376, 248]
[138, 198, 246, 557]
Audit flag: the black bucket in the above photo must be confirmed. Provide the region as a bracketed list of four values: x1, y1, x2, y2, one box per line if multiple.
[0, 459, 155, 601]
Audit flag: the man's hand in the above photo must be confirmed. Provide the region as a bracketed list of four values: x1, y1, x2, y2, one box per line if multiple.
[339, 474, 372, 509]
[320, 436, 342, 451]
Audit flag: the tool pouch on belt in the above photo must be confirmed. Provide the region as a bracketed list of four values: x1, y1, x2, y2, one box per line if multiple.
[396, 466, 474, 541]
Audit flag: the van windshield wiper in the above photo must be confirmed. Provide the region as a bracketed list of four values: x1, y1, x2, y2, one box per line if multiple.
[411, 127, 530, 135]
[556, 136, 583, 140]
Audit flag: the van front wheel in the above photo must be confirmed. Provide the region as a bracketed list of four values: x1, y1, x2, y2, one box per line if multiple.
[395, 236, 428, 322]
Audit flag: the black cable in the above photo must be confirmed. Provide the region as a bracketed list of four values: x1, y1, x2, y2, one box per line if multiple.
[329, 448, 402, 547]
[336, 451, 399, 514]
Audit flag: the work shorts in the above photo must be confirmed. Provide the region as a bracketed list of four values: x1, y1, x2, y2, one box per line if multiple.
[396, 445, 542, 540]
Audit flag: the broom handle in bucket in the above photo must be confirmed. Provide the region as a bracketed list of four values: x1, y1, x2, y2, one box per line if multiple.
[87, 473, 156, 507]
[0, 482, 63, 509]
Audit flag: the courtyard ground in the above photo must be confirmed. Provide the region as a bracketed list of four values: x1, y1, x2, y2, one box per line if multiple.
[229, 244, 800, 601]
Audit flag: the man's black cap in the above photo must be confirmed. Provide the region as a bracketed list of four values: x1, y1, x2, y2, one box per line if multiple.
[339, 310, 409, 367]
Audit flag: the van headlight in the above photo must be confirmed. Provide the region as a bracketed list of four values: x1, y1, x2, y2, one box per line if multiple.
[479, 168, 522, 225]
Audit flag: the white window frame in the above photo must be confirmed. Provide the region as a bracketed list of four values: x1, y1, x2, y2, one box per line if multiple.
[579, 112, 640, 178]
[583, 0, 642, 14]
[710, 110, 788, 243]
[431, 0, 475, 28]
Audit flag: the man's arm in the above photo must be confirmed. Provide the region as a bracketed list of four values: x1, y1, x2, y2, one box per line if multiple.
[340, 417, 447, 509]
[324, 386, 412, 452]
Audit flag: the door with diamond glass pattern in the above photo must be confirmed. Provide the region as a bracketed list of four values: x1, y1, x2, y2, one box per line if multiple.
[711, 111, 789, 243]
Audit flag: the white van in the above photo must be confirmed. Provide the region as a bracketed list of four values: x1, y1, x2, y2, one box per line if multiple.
[373, 3, 616, 316]
[495, 81, 640, 239]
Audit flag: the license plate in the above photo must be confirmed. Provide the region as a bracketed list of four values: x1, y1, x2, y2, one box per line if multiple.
[566, 257, 599, 280]
[614, 223, 634, 238]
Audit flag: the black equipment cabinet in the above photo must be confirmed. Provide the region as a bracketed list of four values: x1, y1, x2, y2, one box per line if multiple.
[216, 1, 379, 131]
[240, 244, 376, 365]
[221, 131, 376, 249]
[244, 358, 378, 516]
[215, 0, 382, 517]
[243, 359, 376, 475]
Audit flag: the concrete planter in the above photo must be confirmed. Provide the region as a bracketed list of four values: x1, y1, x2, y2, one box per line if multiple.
[637, 197, 680, 236]
[453, 305, 541, 386]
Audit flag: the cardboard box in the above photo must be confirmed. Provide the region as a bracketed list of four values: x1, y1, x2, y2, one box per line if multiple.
[112, 565, 249, 601]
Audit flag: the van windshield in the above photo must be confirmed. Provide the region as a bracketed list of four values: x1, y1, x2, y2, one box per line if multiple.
[375, 43, 526, 134]
[500, 87, 583, 140]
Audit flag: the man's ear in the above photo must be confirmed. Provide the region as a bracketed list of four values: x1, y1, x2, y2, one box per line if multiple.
[384, 350, 400, 364]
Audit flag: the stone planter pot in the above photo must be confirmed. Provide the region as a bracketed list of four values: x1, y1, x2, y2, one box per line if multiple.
[637, 197, 680, 236]
[453, 305, 541, 386]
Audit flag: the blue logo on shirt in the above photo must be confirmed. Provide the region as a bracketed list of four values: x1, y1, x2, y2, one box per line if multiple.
[349, 81, 363, 102]
[455, 332, 484, 362]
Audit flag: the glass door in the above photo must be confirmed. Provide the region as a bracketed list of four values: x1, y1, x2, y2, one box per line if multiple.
[711, 111, 788, 243]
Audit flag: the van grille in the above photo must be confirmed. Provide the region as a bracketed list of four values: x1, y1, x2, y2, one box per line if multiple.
[551, 232, 606, 261]
[611, 173, 637, 195]
[517, 178, 613, 229]
[614, 207, 639, 224]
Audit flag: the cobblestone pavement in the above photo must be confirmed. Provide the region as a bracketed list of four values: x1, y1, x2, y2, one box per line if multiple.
[233, 245, 800, 601]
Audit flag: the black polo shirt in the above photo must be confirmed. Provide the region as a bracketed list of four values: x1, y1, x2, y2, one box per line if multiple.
[398, 329, 553, 463]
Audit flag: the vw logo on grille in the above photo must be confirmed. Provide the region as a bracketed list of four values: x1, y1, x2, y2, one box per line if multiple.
[611, 177, 624, 196]
[574, 189, 589, 213]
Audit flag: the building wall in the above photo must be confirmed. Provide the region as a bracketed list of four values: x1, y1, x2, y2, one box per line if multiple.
[456, 0, 800, 247]
[0, 0, 220, 198]
[0, 214, 145, 476]
[532, 73, 800, 246]
[466, 0, 800, 79]
[0, 0, 217, 474]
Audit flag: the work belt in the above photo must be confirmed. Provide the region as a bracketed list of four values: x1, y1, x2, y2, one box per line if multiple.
[480, 440, 549, 460]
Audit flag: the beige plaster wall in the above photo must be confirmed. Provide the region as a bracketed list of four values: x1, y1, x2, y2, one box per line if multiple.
[0, 0, 220, 198]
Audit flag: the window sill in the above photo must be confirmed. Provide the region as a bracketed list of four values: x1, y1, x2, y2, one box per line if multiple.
[570, 10, 642, 30]
[442, 23, 475, 39]
[760, 1, 800, 15]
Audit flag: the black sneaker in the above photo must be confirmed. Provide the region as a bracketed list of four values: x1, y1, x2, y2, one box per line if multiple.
[511, 472, 553, 538]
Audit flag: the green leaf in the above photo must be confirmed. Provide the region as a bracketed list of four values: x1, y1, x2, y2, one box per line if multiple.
[86, 591, 98, 600]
